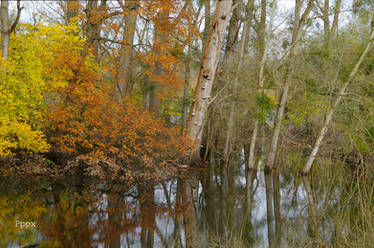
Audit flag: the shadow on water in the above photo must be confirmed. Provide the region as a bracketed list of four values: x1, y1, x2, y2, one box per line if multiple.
[0, 160, 370, 247]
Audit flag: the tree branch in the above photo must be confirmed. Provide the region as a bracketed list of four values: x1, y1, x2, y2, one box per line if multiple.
[8, 0, 23, 34]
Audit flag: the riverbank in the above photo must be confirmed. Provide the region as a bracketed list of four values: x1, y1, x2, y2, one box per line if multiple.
[0, 152, 193, 183]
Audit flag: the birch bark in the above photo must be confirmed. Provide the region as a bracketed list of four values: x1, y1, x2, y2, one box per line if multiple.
[186, 0, 233, 161]
[0, 0, 9, 61]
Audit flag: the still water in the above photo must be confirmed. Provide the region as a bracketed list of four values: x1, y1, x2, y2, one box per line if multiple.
[1, 161, 351, 248]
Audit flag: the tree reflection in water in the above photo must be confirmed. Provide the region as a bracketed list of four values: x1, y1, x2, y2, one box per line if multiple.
[0, 162, 361, 247]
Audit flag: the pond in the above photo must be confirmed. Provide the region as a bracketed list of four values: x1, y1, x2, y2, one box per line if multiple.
[0, 160, 367, 247]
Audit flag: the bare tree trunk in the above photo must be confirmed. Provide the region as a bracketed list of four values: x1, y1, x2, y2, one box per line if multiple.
[62, 0, 79, 25]
[303, 25, 374, 174]
[149, 80, 160, 115]
[117, 0, 138, 98]
[266, 0, 313, 170]
[0, 0, 9, 61]
[143, 75, 151, 111]
[244, 0, 255, 55]
[182, 46, 191, 133]
[186, 0, 233, 161]
[331, 0, 342, 36]
[181, 4, 198, 134]
[322, 0, 330, 49]
[223, 0, 242, 66]
[248, 120, 259, 169]
[1, 0, 22, 61]
[302, 176, 320, 239]
[223, 0, 249, 160]
[320, 0, 342, 49]
[209, 0, 240, 159]
[248, 0, 269, 169]
[148, 8, 171, 116]
[85, 0, 106, 60]
[203, 0, 211, 47]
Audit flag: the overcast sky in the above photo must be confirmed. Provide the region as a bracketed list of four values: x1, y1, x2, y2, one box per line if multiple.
[8, 0, 354, 23]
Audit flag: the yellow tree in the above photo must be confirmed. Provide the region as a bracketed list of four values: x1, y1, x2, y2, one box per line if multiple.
[0, 22, 84, 156]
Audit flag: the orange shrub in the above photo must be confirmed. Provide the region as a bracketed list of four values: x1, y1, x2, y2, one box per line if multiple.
[44, 49, 189, 163]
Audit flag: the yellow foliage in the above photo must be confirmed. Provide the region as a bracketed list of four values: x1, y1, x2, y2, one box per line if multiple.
[0, 117, 50, 156]
[0, 22, 84, 156]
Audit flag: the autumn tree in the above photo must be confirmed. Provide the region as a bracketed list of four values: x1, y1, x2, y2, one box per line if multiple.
[0, 22, 82, 156]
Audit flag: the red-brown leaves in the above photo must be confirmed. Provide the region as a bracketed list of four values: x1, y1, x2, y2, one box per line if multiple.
[45, 47, 189, 164]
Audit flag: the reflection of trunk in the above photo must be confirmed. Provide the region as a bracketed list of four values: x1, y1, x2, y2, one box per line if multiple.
[173, 178, 183, 247]
[245, 169, 256, 214]
[273, 172, 281, 247]
[51, 183, 68, 248]
[181, 173, 200, 248]
[264, 171, 274, 247]
[240, 169, 256, 246]
[302, 176, 319, 239]
[221, 165, 233, 240]
[303, 25, 374, 174]
[139, 182, 155, 248]
[227, 166, 235, 237]
[107, 186, 122, 248]
[202, 165, 217, 233]
[266, 0, 313, 169]
[118, 0, 139, 98]
[186, 0, 233, 161]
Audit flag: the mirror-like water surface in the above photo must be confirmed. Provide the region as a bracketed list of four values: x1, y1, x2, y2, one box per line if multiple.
[0, 162, 360, 247]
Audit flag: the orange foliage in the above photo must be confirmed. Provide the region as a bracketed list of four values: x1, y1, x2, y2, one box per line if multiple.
[40, 1, 196, 165]
[44, 43, 189, 163]
[138, 0, 198, 95]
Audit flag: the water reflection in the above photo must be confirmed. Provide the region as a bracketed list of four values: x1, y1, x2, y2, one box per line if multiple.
[0, 162, 348, 247]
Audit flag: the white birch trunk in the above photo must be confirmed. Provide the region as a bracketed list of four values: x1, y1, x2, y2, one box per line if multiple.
[1, 0, 9, 61]
[186, 0, 233, 160]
